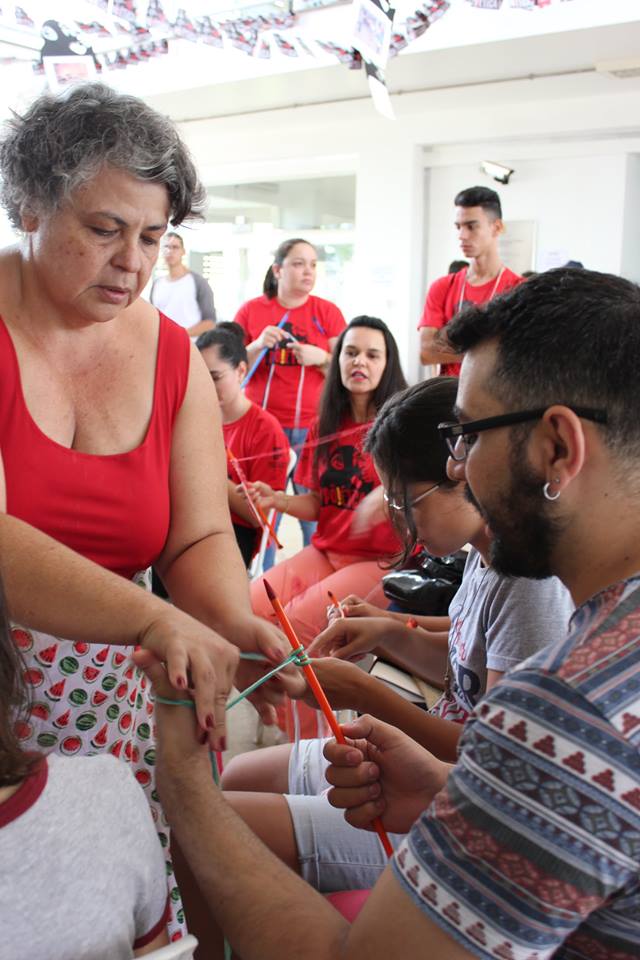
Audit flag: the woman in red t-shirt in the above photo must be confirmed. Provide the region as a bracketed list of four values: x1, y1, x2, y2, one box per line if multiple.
[246, 316, 407, 649]
[197, 324, 289, 567]
[234, 238, 347, 552]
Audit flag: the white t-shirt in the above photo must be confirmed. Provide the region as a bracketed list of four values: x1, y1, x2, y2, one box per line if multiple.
[151, 273, 210, 332]
[0, 753, 168, 959]
[431, 547, 574, 722]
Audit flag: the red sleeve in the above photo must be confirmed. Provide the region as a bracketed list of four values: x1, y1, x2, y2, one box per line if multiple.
[418, 274, 454, 330]
[502, 270, 524, 293]
[132, 896, 170, 949]
[325, 302, 347, 339]
[233, 301, 250, 339]
[245, 414, 290, 491]
[294, 420, 319, 492]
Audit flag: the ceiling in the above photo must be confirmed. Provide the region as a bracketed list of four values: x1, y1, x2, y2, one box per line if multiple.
[145, 17, 640, 121]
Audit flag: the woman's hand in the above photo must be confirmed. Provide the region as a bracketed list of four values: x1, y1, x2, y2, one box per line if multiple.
[323, 714, 452, 834]
[290, 343, 328, 368]
[326, 593, 391, 624]
[233, 656, 303, 726]
[138, 613, 240, 751]
[309, 616, 402, 660]
[252, 326, 287, 351]
[133, 647, 211, 766]
[231, 614, 290, 663]
[239, 481, 279, 513]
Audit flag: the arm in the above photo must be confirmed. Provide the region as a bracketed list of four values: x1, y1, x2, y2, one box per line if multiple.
[419, 326, 459, 367]
[290, 333, 340, 375]
[245, 325, 287, 365]
[193, 271, 216, 326]
[330, 593, 450, 634]
[321, 334, 340, 376]
[0, 457, 237, 748]
[143, 655, 470, 960]
[153, 345, 287, 663]
[186, 319, 215, 338]
[308, 616, 449, 687]
[293, 658, 461, 761]
[227, 479, 261, 527]
[418, 276, 460, 367]
[134, 932, 169, 956]
[242, 481, 321, 523]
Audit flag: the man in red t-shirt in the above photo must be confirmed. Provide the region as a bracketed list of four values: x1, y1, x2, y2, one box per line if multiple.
[419, 186, 523, 376]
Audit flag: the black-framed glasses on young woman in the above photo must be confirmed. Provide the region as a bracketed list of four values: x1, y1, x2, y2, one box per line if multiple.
[438, 406, 607, 462]
[383, 483, 440, 512]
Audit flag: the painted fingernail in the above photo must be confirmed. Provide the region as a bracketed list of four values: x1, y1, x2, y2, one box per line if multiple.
[176, 676, 186, 689]
[206, 714, 214, 729]
[369, 783, 381, 798]
[198, 730, 208, 745]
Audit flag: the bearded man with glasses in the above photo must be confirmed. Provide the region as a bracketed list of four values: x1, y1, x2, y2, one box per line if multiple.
[138, 268, 639, 960]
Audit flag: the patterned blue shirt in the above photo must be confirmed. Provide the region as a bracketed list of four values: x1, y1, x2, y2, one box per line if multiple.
[394, 576, 640, 959]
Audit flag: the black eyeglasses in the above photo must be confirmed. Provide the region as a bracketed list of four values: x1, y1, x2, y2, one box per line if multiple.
[438, 406, 607, 462]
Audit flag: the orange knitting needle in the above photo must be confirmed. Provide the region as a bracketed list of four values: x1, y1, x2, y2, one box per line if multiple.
[407, 617, 418, 629]
[264, 579, 394, 858]
[327, 590, 346, 619]
[226, 447, 282, 550]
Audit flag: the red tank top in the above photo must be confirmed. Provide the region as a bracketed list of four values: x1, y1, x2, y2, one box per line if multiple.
[0, 313, 190, 579]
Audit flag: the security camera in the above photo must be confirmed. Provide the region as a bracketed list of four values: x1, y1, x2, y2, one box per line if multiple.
[480, 160, 514, 185]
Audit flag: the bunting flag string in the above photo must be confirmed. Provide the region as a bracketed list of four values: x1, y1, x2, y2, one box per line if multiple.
[230, 422, 372, 468]
[0, 0, 576, 83]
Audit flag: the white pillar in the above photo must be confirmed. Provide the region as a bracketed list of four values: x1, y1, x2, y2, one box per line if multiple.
[352, 137, 426, 384]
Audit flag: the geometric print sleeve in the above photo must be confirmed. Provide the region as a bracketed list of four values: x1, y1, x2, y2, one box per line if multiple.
[393, 669, 640, 960]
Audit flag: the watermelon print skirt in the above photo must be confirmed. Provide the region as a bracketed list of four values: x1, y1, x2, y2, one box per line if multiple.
[11, 609, 186, 940]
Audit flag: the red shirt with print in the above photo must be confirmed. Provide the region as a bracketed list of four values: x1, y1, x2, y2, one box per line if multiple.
[418, 267, 523, 376]
[223, 402, 290, 529]
[234, 295, 346, 428]
[295, 417, 400, 559]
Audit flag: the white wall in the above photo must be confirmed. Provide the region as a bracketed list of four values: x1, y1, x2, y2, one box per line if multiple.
[425, 155, 628, 283]
[621, 153, 640, 284]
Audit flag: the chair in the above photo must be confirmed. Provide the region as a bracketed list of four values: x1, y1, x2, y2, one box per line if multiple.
[248, 446, 298, 581]
[142, 934, 198, 960]
[326, 890, 371, 922]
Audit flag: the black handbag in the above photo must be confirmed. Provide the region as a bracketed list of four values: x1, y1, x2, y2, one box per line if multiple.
[381, 549, 467, 616]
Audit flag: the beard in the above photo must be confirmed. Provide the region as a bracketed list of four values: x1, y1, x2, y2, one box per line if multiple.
[464, 445, 566, 580]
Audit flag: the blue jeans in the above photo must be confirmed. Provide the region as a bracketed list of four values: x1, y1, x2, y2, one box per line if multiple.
[263, 426, 317, 572]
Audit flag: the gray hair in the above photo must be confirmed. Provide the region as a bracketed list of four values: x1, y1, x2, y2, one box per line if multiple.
[0, 82, 206, 229]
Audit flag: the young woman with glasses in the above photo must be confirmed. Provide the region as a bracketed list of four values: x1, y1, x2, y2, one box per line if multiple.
[220, 376, 574, 893]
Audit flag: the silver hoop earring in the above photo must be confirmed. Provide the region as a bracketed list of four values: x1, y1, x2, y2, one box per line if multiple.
[543, 481, 561, 502]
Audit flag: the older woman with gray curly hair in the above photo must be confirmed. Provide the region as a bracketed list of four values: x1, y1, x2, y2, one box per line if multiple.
[0, 82, 288, 940]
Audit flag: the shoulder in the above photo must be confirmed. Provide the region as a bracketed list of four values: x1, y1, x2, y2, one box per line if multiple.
[309, 295, 342, 314]
[47, 752, 143, 801]
[250, 403, 287, 435]
[481, 569, 574, 641]
[305, 416, 320, 440]
[420, 273, 458, 327]
[428, 273, 457, 296]
[191, 271, 211, 290]
[243, 294, 271, 311]
[234, 295, 270, 324]
[157, 309, 191, 362]
[502, 267, 524, 287]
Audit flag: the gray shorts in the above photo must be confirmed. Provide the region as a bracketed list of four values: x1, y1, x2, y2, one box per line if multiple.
[284, 738, 404, 892]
